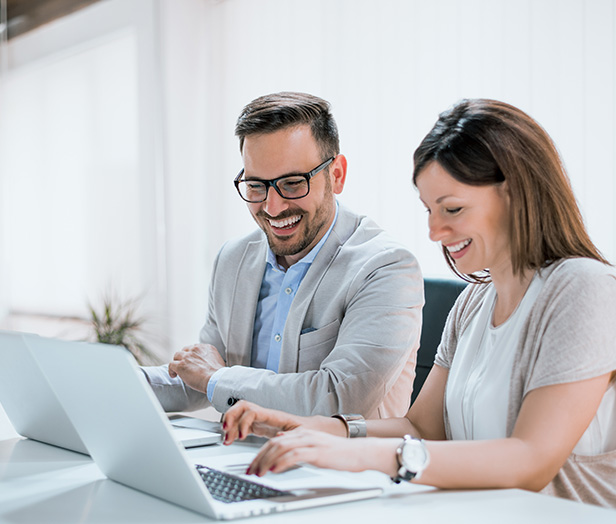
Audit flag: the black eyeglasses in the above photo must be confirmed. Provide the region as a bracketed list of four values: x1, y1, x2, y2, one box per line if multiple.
[234, 157, 335, 203]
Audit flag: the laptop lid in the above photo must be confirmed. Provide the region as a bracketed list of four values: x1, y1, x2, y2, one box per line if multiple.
[30, 337, 383, 520]
[0, 331, 89, 455]
[0, 331, 219, 452]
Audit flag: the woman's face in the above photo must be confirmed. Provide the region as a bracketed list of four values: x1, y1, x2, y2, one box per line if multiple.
[415, 161, 512, 277]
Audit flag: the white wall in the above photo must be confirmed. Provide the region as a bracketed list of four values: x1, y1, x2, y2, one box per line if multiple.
[1, 0, 615, 358]
[194, 0, 616, 268]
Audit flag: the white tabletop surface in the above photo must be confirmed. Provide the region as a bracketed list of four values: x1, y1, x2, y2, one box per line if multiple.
[0, 415, 614, 524]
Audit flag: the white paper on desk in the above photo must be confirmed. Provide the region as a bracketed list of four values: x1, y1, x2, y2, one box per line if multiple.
[195, 451, 392, 491]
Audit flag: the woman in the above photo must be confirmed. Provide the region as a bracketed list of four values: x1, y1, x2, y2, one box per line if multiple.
[222, 99, 616, 507]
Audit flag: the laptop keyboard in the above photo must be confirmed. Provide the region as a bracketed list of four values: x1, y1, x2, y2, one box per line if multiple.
[196, 465, 292, 504]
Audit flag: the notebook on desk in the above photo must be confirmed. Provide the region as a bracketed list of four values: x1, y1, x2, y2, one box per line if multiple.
[29, 336, 383, 520]
[0, 331, 221, 454]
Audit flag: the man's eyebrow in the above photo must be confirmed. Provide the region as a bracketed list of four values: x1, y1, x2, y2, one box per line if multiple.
[243, 170, 306, 180]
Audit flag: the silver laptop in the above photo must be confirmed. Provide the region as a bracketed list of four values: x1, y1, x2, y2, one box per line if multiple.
[29, 336, 383, 520]
[0, 331, 89, 454]
[0, 331, 220, 452]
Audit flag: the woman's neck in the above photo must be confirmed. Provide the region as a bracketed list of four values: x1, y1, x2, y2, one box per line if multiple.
[491, 266, 536, 327]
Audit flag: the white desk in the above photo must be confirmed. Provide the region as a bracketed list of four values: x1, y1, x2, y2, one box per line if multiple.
[0, 435, 614, 524]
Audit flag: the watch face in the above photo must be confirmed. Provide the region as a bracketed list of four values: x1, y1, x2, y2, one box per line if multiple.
[401, 439, 428, 471]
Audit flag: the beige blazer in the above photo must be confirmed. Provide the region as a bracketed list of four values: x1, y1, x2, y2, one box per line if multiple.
[144, 205, 423, 418]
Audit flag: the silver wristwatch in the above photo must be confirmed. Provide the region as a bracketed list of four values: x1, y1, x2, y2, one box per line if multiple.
[331, 413, 367, 438]
[393, 435, 430, 483]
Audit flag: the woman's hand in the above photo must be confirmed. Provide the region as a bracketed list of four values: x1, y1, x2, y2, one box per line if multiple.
[222, 400, 305, 445]
[222, 401, 350, 445]
[246, 427, 400, 478]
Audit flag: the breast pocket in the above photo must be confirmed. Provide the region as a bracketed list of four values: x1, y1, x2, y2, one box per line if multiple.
[297, 319, 340, 371]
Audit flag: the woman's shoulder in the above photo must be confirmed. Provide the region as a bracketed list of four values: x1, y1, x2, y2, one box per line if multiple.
[540, 258, 616, 297]
[546, 256, 614, 275]
[441, 280, 492, 342]
[529, 258, 616, 351]
[459, 278, 494, 308]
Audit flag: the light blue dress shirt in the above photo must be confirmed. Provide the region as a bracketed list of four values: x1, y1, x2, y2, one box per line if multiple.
[206, 203, 339, 401]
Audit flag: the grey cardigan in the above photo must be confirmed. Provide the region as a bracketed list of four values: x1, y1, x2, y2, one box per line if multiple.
[435, 258, 616, 507]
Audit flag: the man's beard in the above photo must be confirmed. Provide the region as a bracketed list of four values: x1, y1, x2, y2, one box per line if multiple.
[257, 196, 335, 257]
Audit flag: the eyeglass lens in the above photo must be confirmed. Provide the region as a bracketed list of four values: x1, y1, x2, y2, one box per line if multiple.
[238, 176, 309, 202]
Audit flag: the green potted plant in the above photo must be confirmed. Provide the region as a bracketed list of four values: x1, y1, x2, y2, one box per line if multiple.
[88, 294, 161, 366]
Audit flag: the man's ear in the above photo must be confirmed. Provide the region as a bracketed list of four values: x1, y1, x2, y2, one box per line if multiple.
[330, 154, 347, 195]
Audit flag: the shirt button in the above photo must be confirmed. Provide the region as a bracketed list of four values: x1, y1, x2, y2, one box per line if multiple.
[227, 398, 238, 406]
[274, 334, 281, 342]
[285, 287, 292, 295]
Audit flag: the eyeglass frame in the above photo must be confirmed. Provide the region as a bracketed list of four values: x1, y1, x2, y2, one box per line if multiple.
[233, 156, 336, 203]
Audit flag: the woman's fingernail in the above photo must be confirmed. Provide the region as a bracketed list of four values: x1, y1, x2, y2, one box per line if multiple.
[238, 431, 243, 440]
[222, 421, 227, 429]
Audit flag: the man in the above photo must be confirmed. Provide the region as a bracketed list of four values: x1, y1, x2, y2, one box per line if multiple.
[143, 92, 423, 418]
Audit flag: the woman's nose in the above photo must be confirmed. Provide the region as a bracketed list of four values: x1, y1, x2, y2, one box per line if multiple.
[428, 214, 447, 242]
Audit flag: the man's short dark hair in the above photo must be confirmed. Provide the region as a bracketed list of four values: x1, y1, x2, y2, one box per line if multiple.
[235, 92, 340, 159]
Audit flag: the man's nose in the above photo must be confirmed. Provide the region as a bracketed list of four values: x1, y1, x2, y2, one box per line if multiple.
[262, 187, 289, 217]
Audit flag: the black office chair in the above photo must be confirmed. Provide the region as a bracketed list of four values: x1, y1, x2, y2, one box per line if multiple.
[411, 277, 468, 405]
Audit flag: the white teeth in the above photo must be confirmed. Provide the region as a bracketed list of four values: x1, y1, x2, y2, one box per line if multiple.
[446, 239, 471, 253]
[269, 215, 301, 228]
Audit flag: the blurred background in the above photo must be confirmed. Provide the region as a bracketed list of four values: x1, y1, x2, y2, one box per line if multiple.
[0, 0, 614, 361]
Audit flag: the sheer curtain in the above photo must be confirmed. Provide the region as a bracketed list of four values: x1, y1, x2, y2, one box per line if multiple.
[0, 0, 7, 324]
[1, 34, 140, 316]
[0, 0, 169, 349]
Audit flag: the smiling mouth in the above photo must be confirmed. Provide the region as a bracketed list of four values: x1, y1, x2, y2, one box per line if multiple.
[446, 238, 472, 254]
[267, 214, 302, 232]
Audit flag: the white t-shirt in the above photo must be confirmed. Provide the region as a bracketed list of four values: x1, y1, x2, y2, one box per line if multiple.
[446, 272, 545, 440]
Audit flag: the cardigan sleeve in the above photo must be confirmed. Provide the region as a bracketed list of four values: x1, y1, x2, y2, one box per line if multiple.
[523, 258, 616, 394]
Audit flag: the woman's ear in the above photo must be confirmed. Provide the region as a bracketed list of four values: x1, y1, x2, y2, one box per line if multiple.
[498, 180, 510, 202]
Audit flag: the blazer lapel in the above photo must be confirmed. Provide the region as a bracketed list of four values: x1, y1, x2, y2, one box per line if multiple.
[225, 239, 267, 367]
[278, 205, 360, 372]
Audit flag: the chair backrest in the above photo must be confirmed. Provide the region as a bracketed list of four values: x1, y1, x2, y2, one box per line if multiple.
[411, 277, 468, 405]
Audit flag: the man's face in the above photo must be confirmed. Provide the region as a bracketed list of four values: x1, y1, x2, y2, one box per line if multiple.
[241, 125, 343, 269]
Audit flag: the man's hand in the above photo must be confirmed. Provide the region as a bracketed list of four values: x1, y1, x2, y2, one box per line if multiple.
[167, 343, 226, 394]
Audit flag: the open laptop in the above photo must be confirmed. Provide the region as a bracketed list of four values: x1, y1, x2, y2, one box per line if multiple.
[29, 336, 384, 520]
[0, 331, 89, 454]
[0, 331, 220, 453]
